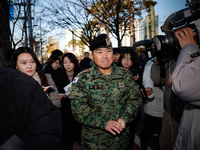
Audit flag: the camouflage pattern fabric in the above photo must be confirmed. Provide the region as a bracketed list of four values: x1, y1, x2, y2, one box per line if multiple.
[71, 63, 142, 150]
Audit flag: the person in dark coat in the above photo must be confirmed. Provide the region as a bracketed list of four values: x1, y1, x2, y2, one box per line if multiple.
[113, 47, 121, 66]
[43, 49, 63, 71]
[56, 53, 81, 150]
[5, 49, 15, 68]
[44, 55, 61, 87]
[118, 48, 142, 150]
[0, 67, 62, 150]
[79, 52, 92, 71]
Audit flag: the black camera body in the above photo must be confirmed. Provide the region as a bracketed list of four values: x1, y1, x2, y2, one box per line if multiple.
[161, 0, 200, 32]
[155, 24, 197, 52]
[134, 0, 200, 60]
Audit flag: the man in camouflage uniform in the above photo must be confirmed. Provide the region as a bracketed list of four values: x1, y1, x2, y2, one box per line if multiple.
[71, 34, 142, 150]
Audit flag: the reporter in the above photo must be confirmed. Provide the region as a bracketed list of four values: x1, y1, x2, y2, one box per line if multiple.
[118, 48, 142, 150]
[171, 19, 200, 150]
[57, 53, 81, 150]
[141, 57, 164, 150]
[172, 25, 199, 101]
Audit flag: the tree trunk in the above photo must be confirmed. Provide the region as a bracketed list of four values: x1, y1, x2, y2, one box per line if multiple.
[0, 0, 11, 67]
[105, 18, 109, 35]
[129, 0, 135, 45]
[116, 13, 121, 48]
[148, 8, 152, 39]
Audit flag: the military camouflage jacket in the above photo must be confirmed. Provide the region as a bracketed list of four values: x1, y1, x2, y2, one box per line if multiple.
[71, 63, 142, 150]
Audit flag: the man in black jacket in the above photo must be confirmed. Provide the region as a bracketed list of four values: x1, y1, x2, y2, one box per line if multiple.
[0, 67, 62, 150]
[80, 52, 92, 71]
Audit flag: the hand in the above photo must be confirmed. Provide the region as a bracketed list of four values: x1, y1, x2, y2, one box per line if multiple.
[140, 89, 146, 98]
[175, 27, 197, 48]
[42, 86, 49, 93]
[134, 74, 139, 81]
[168, 74, 172, 86]
[59, 94, 65, 99]
[105, 120, 123, 135]
[145, 87, 152, 97]
[118, 119, 125, 130]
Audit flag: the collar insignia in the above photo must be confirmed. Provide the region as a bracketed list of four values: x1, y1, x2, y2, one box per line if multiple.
[119, 82, 124, 88]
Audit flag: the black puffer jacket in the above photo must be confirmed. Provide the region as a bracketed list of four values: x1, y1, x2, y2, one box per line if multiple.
[0, 67, 62, 150]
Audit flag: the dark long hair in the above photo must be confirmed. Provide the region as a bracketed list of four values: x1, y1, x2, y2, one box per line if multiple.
[11, 47, 49, 86]
[118, 48, 140, 70]
[61, 53, 80, 76]
[47, 55, 61, 72]
[118, 48, 143, 87]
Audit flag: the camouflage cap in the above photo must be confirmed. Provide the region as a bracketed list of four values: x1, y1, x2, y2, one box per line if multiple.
[90, 34, 112, 52]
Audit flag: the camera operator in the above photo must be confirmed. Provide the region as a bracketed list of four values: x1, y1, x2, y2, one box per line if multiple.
[159, 49, 185, 150]
[171, 18, 200, 150]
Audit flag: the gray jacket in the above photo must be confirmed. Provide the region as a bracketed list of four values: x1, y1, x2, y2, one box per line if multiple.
[172, 36, 200, 150]
[46, 74, 61, 108]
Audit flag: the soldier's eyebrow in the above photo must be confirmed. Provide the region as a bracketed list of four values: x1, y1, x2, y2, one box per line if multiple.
[96, 48, 103, 51]
[106, 48, 112, 51]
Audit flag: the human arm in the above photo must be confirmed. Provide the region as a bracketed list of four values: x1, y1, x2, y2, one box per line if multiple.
[168, 74, 172, 86]
[0, 68, 62, 150]
[71, 76, 114, 130]
[175, 27, 197, 48]
[20, 83, 62, 150]
[59, 94, 65, 99]
[118, 73, 142, 124]
[171, 44, 200, 104]
[42, 86, 50, 92]
[46, 74, 61, 108]
[172, 25, 200, 106]
[133, 73, 139, 81]
[71, 73, 135, 134]
[142, 58, 155, 97]
[105, 120, 123, 135]
[7, 71, 62, 150]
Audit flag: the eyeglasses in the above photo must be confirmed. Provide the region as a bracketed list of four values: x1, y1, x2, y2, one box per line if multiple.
[122, 57, 131, 61]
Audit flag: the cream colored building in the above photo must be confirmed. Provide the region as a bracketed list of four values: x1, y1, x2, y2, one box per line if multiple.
[65, 29, 90, 60]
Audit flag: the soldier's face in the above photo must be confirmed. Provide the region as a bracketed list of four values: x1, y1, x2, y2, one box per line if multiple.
[92, 47, 113, 69]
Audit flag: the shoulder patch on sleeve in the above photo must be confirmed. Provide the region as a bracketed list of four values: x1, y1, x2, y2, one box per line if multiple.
[77, 68, 91, 76]
[72, 77, 79, 83]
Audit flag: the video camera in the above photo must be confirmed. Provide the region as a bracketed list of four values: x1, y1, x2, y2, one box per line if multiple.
[135, 0, 200, 60]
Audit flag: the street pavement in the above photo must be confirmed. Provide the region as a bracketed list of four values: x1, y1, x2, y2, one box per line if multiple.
[59, 141, 142, 150]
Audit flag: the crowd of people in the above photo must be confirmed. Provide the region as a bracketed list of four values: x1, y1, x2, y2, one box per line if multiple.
[1, 18, 200, 150]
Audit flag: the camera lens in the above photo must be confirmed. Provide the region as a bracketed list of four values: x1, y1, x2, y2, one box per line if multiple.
[165, 32, 179, 50]
[154, 32, 179, 52]
[154, 35, 164, 51]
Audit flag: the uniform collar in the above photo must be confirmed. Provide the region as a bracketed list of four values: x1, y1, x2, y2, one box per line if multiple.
[90, 63, 125, 80]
